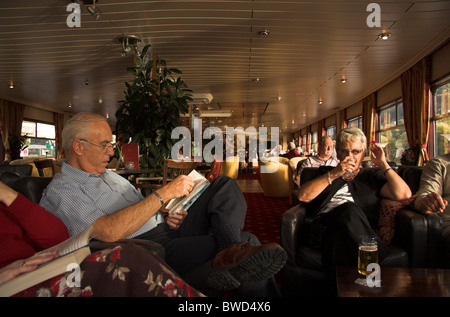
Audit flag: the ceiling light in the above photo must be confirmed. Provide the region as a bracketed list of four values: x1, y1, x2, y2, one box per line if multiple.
[319, 99, 323, 105]
[200, 110, 232, 118]
[341, 78, 347, 83]
[378, 31, 391, 40]
[9, 81, 14, 89]
[117, 35, 141, 56]
[87, 0, 101, 20]
[257, 30, 270, 37]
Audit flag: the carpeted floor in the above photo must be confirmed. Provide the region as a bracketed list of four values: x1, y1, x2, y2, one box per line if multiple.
[238, 173, 292, 245]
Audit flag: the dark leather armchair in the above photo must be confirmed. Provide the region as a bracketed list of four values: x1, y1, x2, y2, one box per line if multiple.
[397, 166, 444, 268]
[280, 167, 430, 297]
[0, 164, 32, 177]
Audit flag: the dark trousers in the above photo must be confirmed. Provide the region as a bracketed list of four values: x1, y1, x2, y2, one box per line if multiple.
[135, 176, 247, 274]
[135, 176, 281, 296]
[319, 202, 390, 292]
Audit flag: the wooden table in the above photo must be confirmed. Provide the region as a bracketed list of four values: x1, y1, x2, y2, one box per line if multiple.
[336, 266, 450, 297]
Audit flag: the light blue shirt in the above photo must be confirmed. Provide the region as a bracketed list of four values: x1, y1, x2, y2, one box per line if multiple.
[39, 161, 163, 238]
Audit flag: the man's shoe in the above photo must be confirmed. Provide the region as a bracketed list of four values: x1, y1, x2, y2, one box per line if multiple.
[207, 242, 287, 291]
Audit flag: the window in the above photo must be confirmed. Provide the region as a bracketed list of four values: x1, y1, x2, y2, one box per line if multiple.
[21, 120, 56, 158]
[311, 131, 318, 154]
[326, 125, 336, 140]
[347, 115, 362, 129]
[431, 78, 450, 157]
[377, 99, 407, 164]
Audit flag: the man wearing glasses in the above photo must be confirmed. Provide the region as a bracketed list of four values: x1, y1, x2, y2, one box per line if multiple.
[294, 135, 339, 186]
[39, 112, 286, 296]
[296, 128, 411, 292]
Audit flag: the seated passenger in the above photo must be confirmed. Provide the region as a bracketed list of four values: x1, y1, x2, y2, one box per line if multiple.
[0, 181, 203, 297]
[413, 151, 450, 267]
[294, 136, 339, 186]
[40, 112, 287, 295]
[296, 128, 411, 288]
[282, 142, 301, 159]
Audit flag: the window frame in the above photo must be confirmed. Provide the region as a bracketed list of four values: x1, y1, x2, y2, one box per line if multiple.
[21, 119, 57, 158]
[430, 75, 450, 157]
[376, 98, 407, 164]
[347, 115, 362, 129]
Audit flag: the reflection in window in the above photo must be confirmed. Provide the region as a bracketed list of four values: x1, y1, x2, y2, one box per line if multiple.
[348, 116, 362, 129]
[377, 99, 407, 164]
[433, 80, 450, 156]
[21, 120, 56, 158]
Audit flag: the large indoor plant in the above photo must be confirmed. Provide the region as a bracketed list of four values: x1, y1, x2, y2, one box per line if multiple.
[115, 45, 192, 169]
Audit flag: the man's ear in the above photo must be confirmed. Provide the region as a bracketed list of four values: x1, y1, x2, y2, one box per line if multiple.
[72, 139, 83, 156]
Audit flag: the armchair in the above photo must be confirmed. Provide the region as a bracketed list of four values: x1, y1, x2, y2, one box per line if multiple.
[258, 157, 290, 197]
[280, 167, 430, 296]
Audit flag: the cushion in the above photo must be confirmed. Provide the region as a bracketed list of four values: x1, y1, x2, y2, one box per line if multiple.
[377, 196, 416, 245]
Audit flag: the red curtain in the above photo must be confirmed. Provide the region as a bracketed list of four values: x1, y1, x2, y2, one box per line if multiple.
[0, 99, 25, 159]
[339, 108, 347, 130]
[53, 112, 65, 159]
[401, 57, 431, 165]
[317, 118, 326, 139]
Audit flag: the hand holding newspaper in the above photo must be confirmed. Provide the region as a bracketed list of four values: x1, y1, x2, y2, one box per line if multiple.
[165, 169, 210, 214]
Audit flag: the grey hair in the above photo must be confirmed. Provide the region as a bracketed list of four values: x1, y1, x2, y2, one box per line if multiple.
[336, 127, 367, 152]
[319, 135, 333, 146]
[62, 112, 107, 157]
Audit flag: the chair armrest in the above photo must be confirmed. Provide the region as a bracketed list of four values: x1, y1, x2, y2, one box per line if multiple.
[280, 204, 307, 265]
[425, 213, 443, 267]
[395, 208, 427, 267]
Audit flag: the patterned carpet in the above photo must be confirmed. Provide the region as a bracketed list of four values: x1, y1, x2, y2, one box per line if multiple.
[238, 173, 292, 245]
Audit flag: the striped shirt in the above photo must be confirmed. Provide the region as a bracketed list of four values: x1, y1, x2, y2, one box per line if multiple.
[39, 161, 163, 238]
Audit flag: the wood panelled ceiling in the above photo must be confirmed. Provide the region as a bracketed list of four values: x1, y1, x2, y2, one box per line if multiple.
[0, 0, 449, 134]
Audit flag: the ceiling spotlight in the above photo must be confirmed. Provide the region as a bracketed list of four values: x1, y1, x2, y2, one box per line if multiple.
[117, 35, 142, 56]
[257, 30, 270, 37]
[87, 0, 101, 20]
[378, 31, 391, 40]
[9, 81, 14, 89]
[341, 78, 347, 83]
[319, 99, 323, 105]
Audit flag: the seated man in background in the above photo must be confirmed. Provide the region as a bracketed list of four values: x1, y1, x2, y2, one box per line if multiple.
[0, 181, 203, 297]
[281, 142, 301, 159]
[413, 151, 450, 267]
[296, 128, 411, 290]
[294, 135, 339, 186]
[40, 112, 286, 295]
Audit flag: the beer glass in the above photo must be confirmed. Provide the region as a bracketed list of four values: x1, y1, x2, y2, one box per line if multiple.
[357, 236, 378, 276]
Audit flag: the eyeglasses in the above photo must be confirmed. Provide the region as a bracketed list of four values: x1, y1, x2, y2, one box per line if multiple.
[79, 139, 115, 152]
[338, 149, 363, 156]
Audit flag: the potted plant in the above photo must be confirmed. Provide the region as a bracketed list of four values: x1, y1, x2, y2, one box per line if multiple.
[8, 134, 28, 161]
[115, 45, 192, 169]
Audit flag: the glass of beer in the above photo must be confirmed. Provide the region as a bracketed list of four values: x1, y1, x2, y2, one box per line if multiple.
[358, 236, 378, 276]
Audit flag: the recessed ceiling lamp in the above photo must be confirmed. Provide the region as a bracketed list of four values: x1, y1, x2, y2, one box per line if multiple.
[341, 78, 347, 83]
[378, 31, 391, 40]
[9, 81, 14, 89]
[318, 99, 323, 105]
[117, 35, 141, 56]
[257, 30, 270, 37]
[87, 0, 101, 20]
